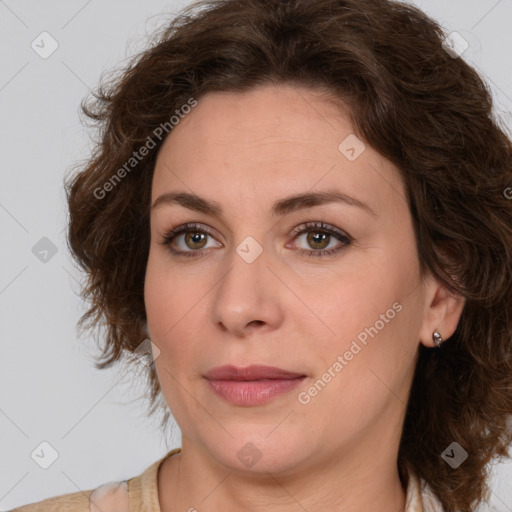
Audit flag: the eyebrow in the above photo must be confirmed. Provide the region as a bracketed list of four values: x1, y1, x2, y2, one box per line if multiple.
[151, 189, 376, 217]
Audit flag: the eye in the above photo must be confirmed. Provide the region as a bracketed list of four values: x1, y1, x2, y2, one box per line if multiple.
[287, 221, 352, 258]
[159, 223, 221, 257]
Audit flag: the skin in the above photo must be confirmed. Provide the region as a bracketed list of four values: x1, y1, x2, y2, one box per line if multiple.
[144, 83, 465, 512]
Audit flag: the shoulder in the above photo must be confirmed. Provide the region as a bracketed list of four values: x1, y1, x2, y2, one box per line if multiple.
[420, 482, 446, 512]
[405, 470, 446, 512]
[12, 480, 129, 512]
[11, 448, 181, 512]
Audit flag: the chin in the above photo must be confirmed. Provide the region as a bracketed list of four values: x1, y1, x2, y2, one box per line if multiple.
[200, 430, 312, 475]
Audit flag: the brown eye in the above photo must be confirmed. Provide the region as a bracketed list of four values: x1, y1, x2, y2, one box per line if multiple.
[160, 223, 222, 258]
[306, 231, 331, 250]
[184, 231, 208, 249]
[289, 221, 352, 258]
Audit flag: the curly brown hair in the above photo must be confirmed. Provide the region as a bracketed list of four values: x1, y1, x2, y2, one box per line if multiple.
[65, 0, 512, 510]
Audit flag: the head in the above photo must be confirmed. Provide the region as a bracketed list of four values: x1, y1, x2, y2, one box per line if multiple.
[145, 81, 452, 483]
[66, 1, 512, 511]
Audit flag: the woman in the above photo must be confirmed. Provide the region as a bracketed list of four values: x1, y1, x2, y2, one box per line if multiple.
[14, 0, 512, 511]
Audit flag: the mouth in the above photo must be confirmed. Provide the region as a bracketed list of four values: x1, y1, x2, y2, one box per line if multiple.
[203, 365, 307, 406]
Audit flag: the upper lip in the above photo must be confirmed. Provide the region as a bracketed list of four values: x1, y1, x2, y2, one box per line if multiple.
[204, 365, 305, 381]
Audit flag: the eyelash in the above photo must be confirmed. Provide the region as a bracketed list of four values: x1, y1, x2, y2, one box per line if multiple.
[159, 221, 353, 259]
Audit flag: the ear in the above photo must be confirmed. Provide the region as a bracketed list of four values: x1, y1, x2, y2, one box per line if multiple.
[418, 273, 465, 348]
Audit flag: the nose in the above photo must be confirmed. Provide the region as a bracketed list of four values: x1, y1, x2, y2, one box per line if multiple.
[210, 241, 285, 338]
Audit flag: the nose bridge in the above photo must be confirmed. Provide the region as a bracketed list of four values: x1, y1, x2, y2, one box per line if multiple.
[211, 235, 282, 335]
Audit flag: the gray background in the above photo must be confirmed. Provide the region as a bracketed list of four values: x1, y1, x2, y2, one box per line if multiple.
[1, 1, 511, 510]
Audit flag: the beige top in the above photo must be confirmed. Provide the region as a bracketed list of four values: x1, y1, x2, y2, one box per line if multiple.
[13, 447, 445, 511]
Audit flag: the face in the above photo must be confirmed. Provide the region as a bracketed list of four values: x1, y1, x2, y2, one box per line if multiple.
[144, 83, 433, 475]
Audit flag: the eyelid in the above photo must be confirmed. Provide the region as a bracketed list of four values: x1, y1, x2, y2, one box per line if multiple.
[288, 221, 351, 241]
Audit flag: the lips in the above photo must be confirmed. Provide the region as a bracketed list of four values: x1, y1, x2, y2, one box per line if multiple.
[204, 365, 305, 381]
[203, 365, 307, 406]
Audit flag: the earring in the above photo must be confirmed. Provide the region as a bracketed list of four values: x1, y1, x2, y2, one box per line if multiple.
[432, 330, 443, 348]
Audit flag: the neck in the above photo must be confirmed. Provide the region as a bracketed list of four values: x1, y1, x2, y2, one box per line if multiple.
[158, 438, 407, 512]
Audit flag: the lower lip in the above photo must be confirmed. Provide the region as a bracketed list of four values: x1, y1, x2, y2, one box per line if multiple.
[206, 377, 305, 406]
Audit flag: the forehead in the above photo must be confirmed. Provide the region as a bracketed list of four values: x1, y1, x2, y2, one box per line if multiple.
[151, 84, 407, 216]
[159, 84, 351, 159]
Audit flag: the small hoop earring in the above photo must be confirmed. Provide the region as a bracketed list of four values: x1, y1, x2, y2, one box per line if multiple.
[432, 330, 443, 348]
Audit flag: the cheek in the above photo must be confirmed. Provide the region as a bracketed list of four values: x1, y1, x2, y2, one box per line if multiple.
[144, 252, 172, 340]
[299, 258, 408, 346]
[297, 300, 418, 444]
[144, 253, 196, 405]
[299, 244, 421, 395]
[144, 249, 199, 341]
[144, 249, 214, 384]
